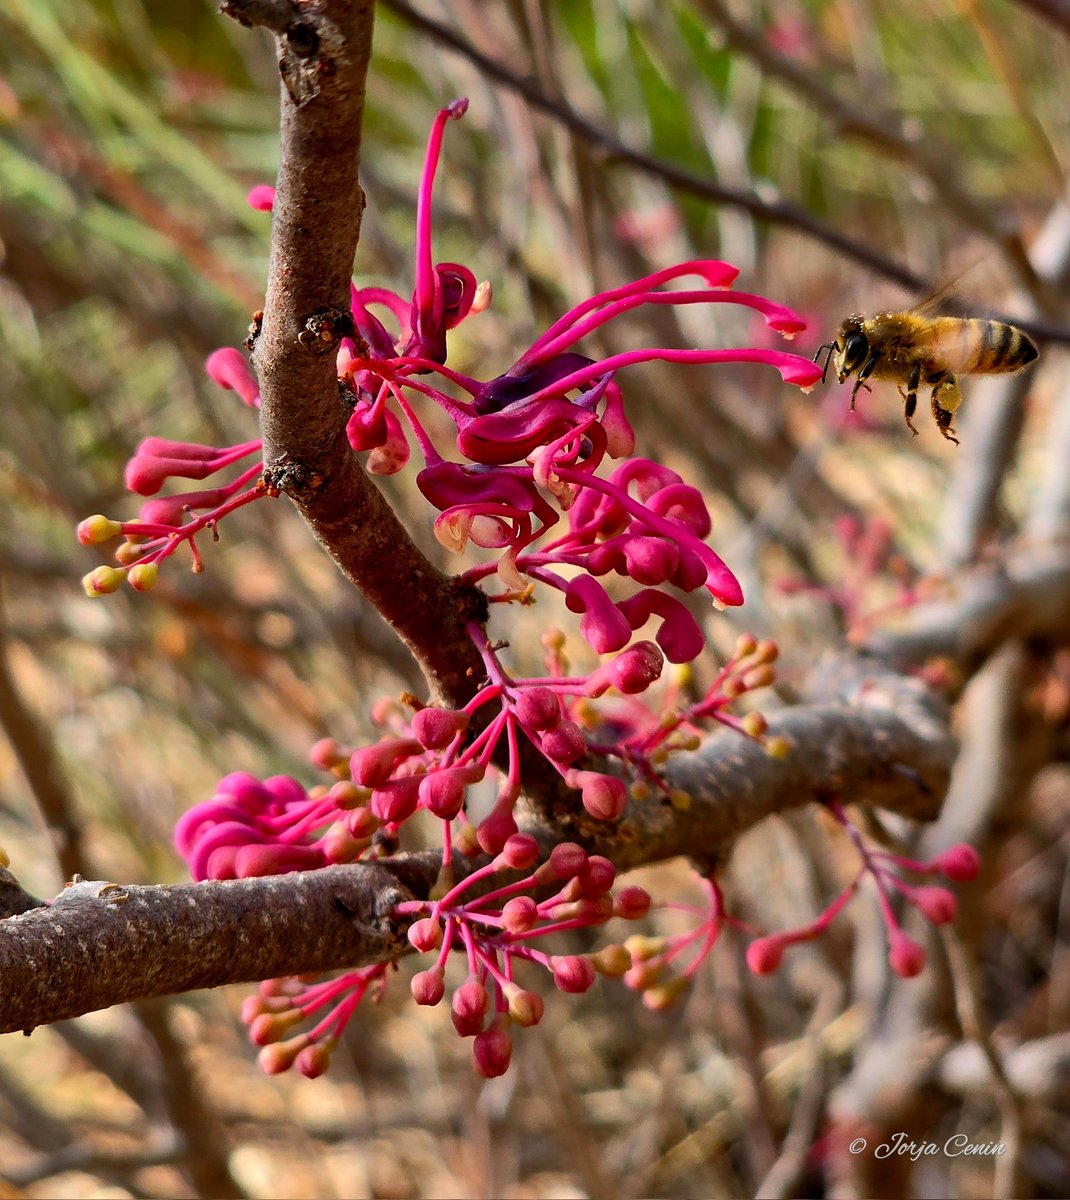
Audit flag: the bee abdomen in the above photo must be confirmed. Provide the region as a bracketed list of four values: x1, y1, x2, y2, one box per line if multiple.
[962, 319, 1039, 373]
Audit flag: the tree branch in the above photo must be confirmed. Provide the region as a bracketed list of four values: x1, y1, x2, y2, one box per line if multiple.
[0, 648, 956, 1030]
[0, 855, 439, 1034]
[232, 0, 486, 705]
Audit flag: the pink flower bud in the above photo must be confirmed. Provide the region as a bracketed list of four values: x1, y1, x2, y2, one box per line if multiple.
[513, 686, 561, 731]
[547, 895, 614, 925]
[565, 576, 631, 654]
[342, 810, 379, 844]
[257, 1045, 292, 1075]
[411, 705, 470, 749]
[746, 935, 787, 975]
[246, 184, 276, 211]
[407, 917, 443, 952]
[914, 886, 957, 925]
[370, 776, 421, 824]
[617, 590, 705, 664]
[234, 843, 326, 878]
[294, 1040, 334, 1079]
[933, 843, 981, 882]
[551, 955, 596, 994]
[205, 347, 260, 406]
[310, 738, 347, 771]
[476, 798, 518, 856]
[473, 1024, 513, 1078]
[321, 822, 364, 864]
[418, 764, 482, 820]
[568, 770, 627, 821]
[613, 886, 652, 920]
[350, 738, 422, 787]
[501, 896, 539, 934]
[540, 720, 587, 765]
[536, 842, 587, 883]
[497, 833, 540, 871]
[888, 934, 926, 978]
[249, 1009, 304, 1046]
[579, 856, 617, 895]
[451, 980, 489, 1037]
[411, 967, 446, 1006]
[610, 641, 664, 694]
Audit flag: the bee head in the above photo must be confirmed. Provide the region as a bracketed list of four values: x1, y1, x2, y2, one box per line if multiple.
[834, 316, 869, 382]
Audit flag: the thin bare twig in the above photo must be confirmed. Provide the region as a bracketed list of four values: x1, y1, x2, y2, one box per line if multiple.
[380, 0, 925, 293]
[695, 0, 1044, 301]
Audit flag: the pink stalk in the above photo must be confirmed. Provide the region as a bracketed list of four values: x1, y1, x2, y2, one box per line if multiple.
[518, 261, 739, 367]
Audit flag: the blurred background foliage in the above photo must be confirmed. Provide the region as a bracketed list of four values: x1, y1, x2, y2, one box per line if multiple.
[1, 1, 1068, 1197]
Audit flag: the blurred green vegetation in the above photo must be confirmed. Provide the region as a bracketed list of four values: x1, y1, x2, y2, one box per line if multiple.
[1, 1, 1067, 1197]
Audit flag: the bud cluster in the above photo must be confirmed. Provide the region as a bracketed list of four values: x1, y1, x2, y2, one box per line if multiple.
[746, 802, 981, 978]
[237, 835, 652, 1080]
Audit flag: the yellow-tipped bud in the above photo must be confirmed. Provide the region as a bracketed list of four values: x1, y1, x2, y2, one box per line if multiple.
[765, 735, 792, 759]
[624, 934, 667, 961]
[669, 789, 691, 811]
[590, 944, 632, 977]
[740, 711, 768, 738]
[733, 633, 758, 660]
[128, 563, 159, 592]
[642, 976, 692, 1011]
[77, 515, 122, 545]
[742, 664, 776, 690]
[82, 566, 127, 598]
[753, 638, 779, 665]
[114, 541, 145, 566]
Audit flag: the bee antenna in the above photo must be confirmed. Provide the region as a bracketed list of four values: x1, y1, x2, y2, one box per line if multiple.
[813, 342, 836, 383]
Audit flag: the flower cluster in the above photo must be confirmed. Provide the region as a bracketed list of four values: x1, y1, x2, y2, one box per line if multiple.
[78, 98, 820, 615]
[77, 99, 970, 1080]
[241, 835, 652, 1077]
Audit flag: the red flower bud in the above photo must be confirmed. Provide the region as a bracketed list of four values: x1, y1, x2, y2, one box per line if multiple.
[451, 980, 490, 1037]
[746, 935, 787, 975]
[551, 954, 596, 994]
[888, 934, 926, 978]
[933, 843, 981, 882]
[473, 1024, 513, 1078]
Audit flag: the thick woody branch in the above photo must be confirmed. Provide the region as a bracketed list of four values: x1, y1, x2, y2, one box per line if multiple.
[543, 651, 954, 869]
[863, 543, 1070, 674]
[233, 0, 484, 703]
[0, 855, 439, 1035]
[0, 650, 955, 1030]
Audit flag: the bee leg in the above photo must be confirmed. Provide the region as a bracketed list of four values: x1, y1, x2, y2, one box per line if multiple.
[929, 373, 961, 445]
[849, 354, 880, 410]
[897, 361, 922, 436]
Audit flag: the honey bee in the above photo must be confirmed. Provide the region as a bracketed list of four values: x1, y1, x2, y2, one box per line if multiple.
[814, 313, 1038, 444]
